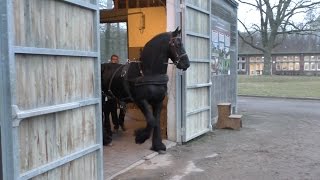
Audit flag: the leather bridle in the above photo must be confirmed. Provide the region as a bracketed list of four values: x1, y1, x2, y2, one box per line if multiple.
[167, 37, 188, 65]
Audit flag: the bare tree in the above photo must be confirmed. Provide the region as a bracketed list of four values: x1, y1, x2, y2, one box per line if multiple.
[99, 0, 111, 9]
[238, 0, 320, 75]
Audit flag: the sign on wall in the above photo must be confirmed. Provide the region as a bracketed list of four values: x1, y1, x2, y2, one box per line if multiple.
[211, 16, 231, 75]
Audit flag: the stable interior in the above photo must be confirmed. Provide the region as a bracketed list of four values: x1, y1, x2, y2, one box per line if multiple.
[99, 0, 169, 178]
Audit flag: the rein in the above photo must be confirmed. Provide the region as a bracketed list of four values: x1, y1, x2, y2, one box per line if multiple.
[129, 61, 144, 77]
[107, 65, 123, 99]
[164, 53, 188, 65]
[107, 61, 144, 100]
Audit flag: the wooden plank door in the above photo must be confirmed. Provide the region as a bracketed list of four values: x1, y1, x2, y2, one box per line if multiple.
[9, 0, 103, 179]
[181, 0, 212, 142]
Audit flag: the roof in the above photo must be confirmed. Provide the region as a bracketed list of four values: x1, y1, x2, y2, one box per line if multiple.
[238, 33, 320, 55]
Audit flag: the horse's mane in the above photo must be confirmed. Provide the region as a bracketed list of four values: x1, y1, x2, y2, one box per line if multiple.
[140, 32, 171, 75]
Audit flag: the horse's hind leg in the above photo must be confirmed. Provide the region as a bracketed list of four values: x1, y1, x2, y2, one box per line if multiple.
[135, 100, 154, 144]
[150, 100, 166, 153]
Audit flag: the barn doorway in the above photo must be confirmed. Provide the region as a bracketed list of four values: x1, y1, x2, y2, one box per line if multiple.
[99, 0, 170, 178]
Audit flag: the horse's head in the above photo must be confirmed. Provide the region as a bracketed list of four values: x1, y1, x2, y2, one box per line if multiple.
[168, 27, 190, 71]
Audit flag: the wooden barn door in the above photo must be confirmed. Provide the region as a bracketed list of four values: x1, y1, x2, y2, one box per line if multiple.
[9, 1, 103, 179]
[181, 0, 212, 142]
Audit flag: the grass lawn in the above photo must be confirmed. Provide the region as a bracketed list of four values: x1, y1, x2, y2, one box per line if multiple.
[238, 75, 320, 99]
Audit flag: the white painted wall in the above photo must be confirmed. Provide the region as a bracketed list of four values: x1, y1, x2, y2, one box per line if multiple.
[166, 0, 179, 142]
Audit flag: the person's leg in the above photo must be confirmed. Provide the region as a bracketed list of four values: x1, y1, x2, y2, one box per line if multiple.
[118, 101, 126, 131]
[110, 99, 119, 131]
[102, 101, 113, 146]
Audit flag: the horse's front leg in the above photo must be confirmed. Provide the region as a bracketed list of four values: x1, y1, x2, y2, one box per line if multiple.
[150, 100, 166, 153]
[135, 99, 155, 144]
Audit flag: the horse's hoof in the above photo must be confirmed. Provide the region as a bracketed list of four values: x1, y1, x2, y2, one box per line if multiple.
[135, 129, 149, 144]
[150, 144, 166, 152]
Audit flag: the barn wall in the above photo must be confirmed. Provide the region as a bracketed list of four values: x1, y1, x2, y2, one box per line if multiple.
[127, 7, 166, 59]
[166, 0, 179, 142]
[128, 7, 166, 47]
[8, 0, 103, 179]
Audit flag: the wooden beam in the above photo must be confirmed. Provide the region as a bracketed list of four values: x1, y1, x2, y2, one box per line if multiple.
[100, 9, 127, 23]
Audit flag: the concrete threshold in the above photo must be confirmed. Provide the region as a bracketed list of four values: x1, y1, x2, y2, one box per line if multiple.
[106, 140, 177, 180]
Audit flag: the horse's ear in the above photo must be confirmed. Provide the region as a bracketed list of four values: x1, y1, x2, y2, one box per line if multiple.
[172, 27, 181, 37]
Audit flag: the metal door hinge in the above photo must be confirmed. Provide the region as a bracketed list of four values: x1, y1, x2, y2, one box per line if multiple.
[177, 3, 185, 12]
[180, 3, 186, 9]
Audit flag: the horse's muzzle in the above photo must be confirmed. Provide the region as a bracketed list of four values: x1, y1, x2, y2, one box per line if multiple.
[177, 56, 190, 71]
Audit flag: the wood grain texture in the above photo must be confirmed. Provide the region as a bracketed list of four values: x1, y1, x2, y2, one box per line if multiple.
[13, 0, 99, 179]
[13, 0, 95, 51]
[216, 103, 242, 130]
[19, 106, 97, 176]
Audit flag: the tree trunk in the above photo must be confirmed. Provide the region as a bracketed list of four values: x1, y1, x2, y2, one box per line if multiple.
[263, 51, 272, 75]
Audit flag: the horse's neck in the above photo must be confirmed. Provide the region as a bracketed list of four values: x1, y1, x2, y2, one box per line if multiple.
[141, 53, 169, 76]
[141, 46, 168, 75]
[140, 34, 171, 76]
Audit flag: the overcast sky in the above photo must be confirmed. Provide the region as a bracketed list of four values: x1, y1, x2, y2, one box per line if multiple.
[236, 0, 318, 31]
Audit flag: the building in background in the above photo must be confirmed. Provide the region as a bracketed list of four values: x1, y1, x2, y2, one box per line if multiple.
[238, 34, 320, 76]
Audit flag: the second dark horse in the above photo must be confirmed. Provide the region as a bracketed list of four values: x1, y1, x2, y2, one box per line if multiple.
[101, 27, 190, 153]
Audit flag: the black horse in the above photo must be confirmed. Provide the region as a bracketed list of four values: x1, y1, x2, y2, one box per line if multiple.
[101, 27, 190, 153]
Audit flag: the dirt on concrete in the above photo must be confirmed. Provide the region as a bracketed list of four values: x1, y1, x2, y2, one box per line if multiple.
[113, 96, 320, 180]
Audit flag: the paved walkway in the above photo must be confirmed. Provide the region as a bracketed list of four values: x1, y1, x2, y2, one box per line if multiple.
[103, 109, 175, 180]
[111, 96, 320, 180]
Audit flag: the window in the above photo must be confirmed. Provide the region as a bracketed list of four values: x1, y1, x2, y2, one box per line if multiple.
[304, 62, 310, 70]
[282, 62, 288, 70]
[250, 64, 256, 75]
[256, 57, 261, 62]
[238, 63, 246, 70]
[317, 63, 320, 70]
[288, 62, 294, 70]
[250, 57, 256, 62]
[275, 55, 301, 71]
[238, 56, 246, 62]
[311, 56, 315, 61]
[288, 56, 293, 62]
[310, 62, 316, 71]
[238, 57, 246, 71]
[304, 56, 310, 62]
[276, 63, 281, 70]
[295, 62, 300, 70]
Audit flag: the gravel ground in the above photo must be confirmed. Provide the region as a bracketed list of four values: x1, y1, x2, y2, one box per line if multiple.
[113, 96, 320, 180]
